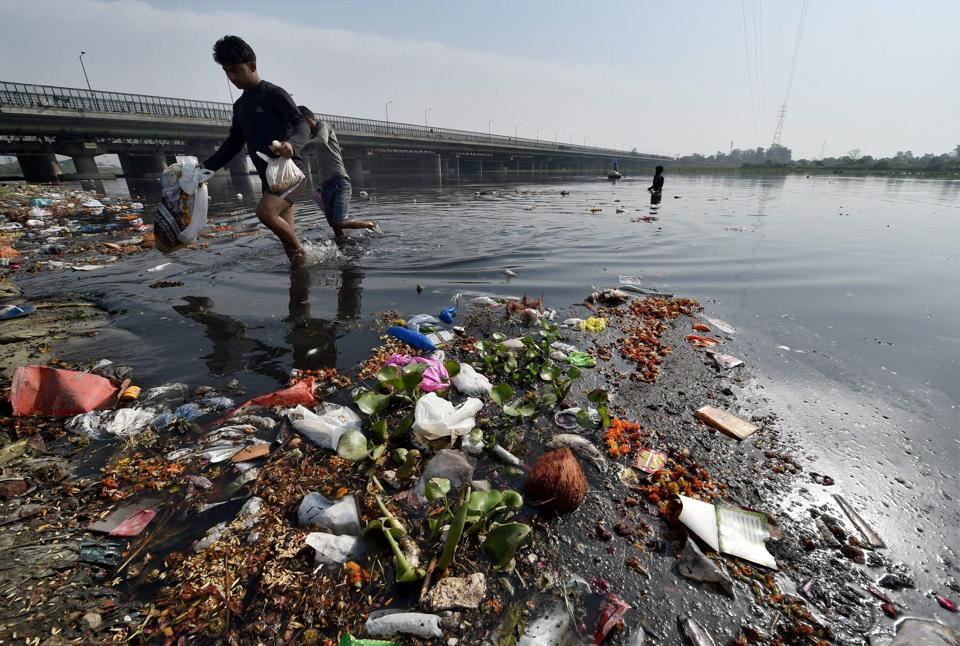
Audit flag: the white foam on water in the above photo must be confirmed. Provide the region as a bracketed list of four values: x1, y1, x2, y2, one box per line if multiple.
[301, 240, 343, 265]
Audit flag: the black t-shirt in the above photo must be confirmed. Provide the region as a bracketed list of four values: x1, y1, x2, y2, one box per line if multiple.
[204, 80, 309, 181]
[652, 174, 665, 191]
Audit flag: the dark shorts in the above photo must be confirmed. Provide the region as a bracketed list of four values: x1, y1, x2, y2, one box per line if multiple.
[314, 176, 352, 227]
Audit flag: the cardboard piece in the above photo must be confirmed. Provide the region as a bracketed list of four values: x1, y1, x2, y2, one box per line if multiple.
[705, 349, 744, 370]
[678, 495, 777, 569]
[231, 443, 271, 462]
[695, 406, 759, 440]
[632, 448, 667, 474]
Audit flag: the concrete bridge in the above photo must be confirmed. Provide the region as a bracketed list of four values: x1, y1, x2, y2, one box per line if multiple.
[0, 81, 671, 184]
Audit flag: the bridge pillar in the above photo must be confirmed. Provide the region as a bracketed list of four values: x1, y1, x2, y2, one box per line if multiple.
[226, 152, 249, 176]
[118, 153, 167, 179]
[346, 157, 363, 181]
[441, 155, 458, 180]
[71, 154, 100, 178]
[16, 154, 61, 183]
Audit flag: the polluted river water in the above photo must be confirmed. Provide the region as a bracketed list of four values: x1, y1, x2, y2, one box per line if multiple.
[4, 171, 959, 643]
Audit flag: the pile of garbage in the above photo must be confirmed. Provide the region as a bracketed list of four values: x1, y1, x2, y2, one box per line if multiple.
[0, 282, 957, 645]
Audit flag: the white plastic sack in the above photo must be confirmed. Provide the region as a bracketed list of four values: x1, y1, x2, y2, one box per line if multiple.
[297, 493, 361, 535]
[305, 532, 364, 565]
[154, 157, 214, 253]
[287, 404, 362, 450]
[451, 363, 492, 397]
[256, 149, 305, 193]
[413, 392, 483, 441]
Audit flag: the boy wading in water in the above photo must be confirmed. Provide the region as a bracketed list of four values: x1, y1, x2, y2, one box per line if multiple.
[648, 165, 665, 205]
[203, 35, 310, 263]
[298, 106, 377, 238]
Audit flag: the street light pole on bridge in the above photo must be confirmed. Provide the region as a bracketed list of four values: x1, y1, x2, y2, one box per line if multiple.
[488, 119, 494, 136]
[385, 100, 392, 123]
[79, 51, 92, 91]
[424, 107, 431, 127]
[514, 123, 521, 140]
[536, 128, 542, 142]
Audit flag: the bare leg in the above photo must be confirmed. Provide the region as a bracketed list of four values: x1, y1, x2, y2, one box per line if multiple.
[256, 193, 304, 261]
[333, 219, 378, 237]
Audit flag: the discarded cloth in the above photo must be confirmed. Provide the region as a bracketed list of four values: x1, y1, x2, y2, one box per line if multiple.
[385, 354, 450, 392]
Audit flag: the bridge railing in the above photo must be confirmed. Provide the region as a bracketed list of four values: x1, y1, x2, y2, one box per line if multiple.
[1, 81, 669, 159]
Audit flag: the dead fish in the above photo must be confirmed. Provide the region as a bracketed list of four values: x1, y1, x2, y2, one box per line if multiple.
[503, 269, 518, 277]
[676, 539, 735, 598]
[586, 288, 630, 305]
[680, 617, 717, 646]
[546, 433, 604, 469]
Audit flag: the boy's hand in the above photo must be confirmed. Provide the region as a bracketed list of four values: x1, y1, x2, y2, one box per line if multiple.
[275, 141, 294, 158]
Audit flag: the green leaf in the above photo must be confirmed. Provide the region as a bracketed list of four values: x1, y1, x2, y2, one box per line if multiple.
[502, 405, 521, 417]
[576, 409, 594, 429]
[336, 430, 369, 461]
[483, 522, 531, 567]
[394, 413, 415, 437]
[491, 383, 514, 405]
[403, 362, 429, 374]
[355, 391, 392, 416]
[370, 444, 387, 461]
[425, 477, 451, 502]
[600, 406, 611, 430]
[444, 361, 461, 378]
[501, 490, 524, 509]
[516, 403, 536, 417]
[539, 365, 561, 382]
[540, 392, 557, 407]
[520, 336, 535, 347]
[467, 490, 504, 515]
[491, 332, 506, 342]
[369, 419, 388, 442]
[566, 367, 582, 380]
[438, 485, 471, 571]
[401, 370, 424, 394]
[587, 388, 609, 404]
[375, 365, 400, 383]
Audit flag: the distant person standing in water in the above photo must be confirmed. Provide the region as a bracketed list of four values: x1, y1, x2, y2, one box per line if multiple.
[648, 165, 665, 194]
[298, 106, 378, 239]
[202, 35, 310, 264]
[648, 165, 665, 205]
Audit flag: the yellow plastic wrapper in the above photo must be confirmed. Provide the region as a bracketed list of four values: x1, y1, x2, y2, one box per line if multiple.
[579, 316, 607, 333]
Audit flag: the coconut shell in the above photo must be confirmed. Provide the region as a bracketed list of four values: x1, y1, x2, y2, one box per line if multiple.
[525, 447, 588, 516]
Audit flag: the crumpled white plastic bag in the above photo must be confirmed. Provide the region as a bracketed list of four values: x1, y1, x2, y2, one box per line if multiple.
[451, 363, 493, 397]
[286, 403, 362, 450]
[297, 492, 361, 535]
[413, 392, 483, 441]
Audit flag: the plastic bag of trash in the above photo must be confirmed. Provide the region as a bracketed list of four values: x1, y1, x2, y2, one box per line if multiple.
[11, 366, 118, 417]
[287, 403, 362, 450]
[413, 392, 483, 441]
[256, 148, 305, 193]
[154, 157, 214, 253]
[67, 408, 157, 439]
[451, 363, 492, 396]
[298, 492, 361, 535]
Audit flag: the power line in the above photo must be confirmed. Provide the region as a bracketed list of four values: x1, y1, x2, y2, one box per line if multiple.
[740, 0, 761, 145]
[771, 0, 809, 148]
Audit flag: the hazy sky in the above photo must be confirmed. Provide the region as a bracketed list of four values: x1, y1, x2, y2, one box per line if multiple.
[1, 0, 956, 159]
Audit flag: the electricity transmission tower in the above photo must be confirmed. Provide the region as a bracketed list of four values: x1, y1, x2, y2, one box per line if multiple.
[771, 104, 787, 147]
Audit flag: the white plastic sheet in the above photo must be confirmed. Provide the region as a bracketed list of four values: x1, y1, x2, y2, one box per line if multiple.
[298, 493, 361, 535]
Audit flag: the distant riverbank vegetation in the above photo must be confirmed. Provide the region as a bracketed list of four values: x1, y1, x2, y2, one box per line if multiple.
[669, 144, 960, 176]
